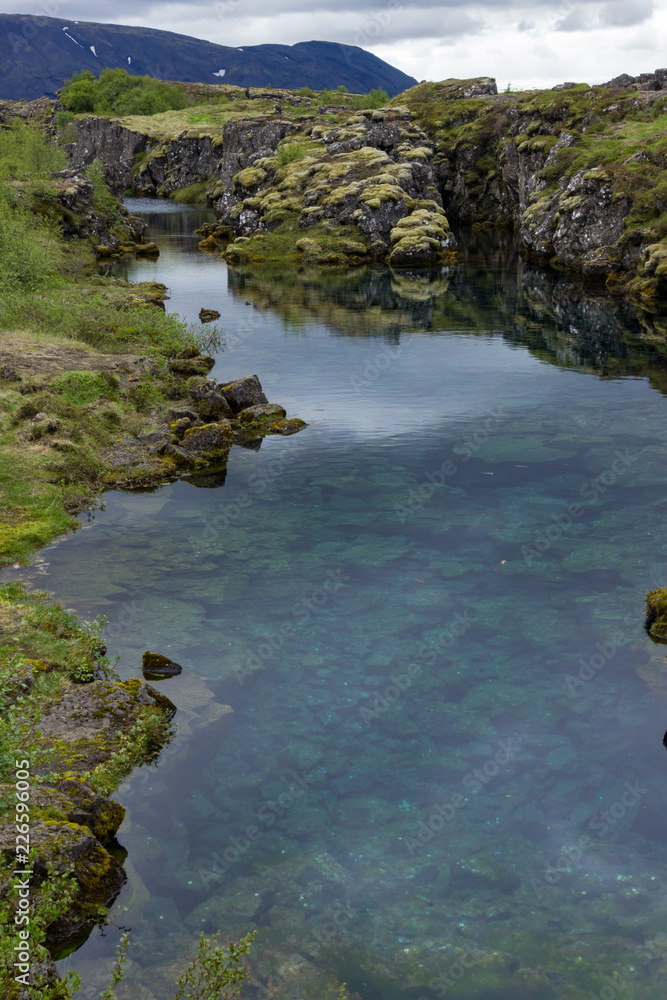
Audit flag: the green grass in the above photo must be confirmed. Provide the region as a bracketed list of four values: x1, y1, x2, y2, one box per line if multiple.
[276, 140, 314, 165]
[50, 370, 119, 405]
[0, 284, 211, 355]
[0, 120, 67, 177]
[0, 198, 65, 291]
[170, 181, 210, 204]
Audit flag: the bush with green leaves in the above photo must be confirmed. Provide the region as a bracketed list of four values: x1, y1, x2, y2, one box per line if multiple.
[60, 68, 191, 117]
[0, 120, 67, 178]
[349, 87, 389, 109]
[0, 197, 64, 292]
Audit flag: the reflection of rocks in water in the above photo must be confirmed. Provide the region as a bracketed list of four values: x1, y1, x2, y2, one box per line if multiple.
[182, 461, 229, 488]
[227, 264, 453, 338]
[228, 233, 667, 393]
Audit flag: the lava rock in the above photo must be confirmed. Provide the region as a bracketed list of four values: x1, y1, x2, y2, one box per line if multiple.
[218, 374, 268, 413]
[199, 307, 221, 322]
[142, 650, 183, 680]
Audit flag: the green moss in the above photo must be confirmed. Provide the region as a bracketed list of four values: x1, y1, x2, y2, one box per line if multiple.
[646, 587, 667, 639]
[170, 181, 210, 204]
[224, 212, 370, 265]
[233, 166, 268, 189]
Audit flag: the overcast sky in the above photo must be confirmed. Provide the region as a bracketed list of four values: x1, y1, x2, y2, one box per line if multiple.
[2, 0, 666, 91]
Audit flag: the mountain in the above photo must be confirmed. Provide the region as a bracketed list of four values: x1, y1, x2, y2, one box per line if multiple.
[0, 15, 417, 101]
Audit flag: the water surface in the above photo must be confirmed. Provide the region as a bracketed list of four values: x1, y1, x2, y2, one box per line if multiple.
[29, 203, 667, 999]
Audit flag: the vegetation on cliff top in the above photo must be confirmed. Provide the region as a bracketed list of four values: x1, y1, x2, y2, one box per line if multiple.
[392, 78, 667, 299]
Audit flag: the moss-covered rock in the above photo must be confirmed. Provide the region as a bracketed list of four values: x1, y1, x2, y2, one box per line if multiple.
[142, 650, 183, 679]
[238, 402, 287, 426]
[218, 374, 269, 413]
[646, 588, 667, 639]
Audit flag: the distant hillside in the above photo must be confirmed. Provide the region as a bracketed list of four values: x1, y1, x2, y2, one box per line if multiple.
[0, 15, 417, 101]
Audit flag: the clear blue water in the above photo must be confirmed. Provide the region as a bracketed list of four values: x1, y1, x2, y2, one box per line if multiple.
[27, 201, 667, 998]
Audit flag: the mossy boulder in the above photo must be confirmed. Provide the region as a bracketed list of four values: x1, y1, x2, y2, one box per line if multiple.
[191, 389, 235, 422]
[180, 420, 233, 459]
[238, 403, 287, 427]
[134, 241, 160, 257]
[646, 588, 667, 640]
[37, 678, 175, 774]
[218, 374, 269, 413]
[36, 820, 124, 947]
[198, 307, 221, 322]
[142, 650, 183, 680]
[233, 166, 268, 189]
[167, 355, 216, 377]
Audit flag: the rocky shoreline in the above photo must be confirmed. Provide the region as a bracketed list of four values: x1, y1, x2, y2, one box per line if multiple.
[41, 71, 667, 300]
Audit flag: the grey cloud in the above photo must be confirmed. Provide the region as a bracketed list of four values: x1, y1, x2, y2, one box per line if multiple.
[599, 0, 655, 27]
[556, 8, 594, 32]
[558, 0, 655, 32]
[0, 0, 654, 48]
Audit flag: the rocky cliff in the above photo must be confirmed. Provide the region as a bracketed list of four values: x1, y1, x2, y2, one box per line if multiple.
[62, 72, 667, 301]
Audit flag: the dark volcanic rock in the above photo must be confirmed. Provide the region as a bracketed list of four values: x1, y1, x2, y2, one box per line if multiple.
[142, 650, 183, 680]
[218, 374, 269, 413]
[238, 402, 287, 425]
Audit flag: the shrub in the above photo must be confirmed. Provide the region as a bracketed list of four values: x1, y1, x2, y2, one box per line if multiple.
[0, 198, 64, 291]
[349, 87, 390, 109]
[60, 68, 191, 117]
[0, 120, 67, 177]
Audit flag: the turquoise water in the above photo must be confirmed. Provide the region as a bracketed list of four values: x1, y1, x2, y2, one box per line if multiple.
[30, 203, 667, 998]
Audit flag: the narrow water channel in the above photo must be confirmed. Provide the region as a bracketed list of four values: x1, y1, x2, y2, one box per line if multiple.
[22, 201, 667, 998]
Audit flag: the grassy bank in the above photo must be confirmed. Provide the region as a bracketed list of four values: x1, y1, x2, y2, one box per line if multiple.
[0, 113, 219, 996]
